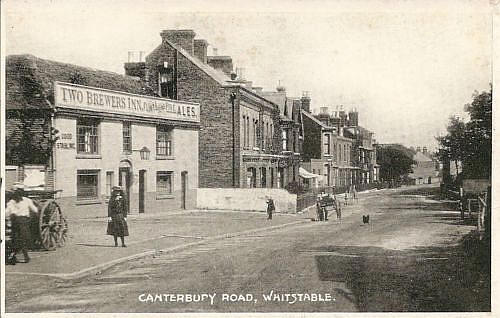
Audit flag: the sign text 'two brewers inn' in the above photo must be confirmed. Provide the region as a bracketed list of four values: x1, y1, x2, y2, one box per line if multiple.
[54, 82, 200, 123]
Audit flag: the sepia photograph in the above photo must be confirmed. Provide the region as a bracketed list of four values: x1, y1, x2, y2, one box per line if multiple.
[1, 0, 494, 315]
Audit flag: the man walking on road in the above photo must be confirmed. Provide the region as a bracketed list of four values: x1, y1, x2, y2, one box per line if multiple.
[266, 197, 275, 220]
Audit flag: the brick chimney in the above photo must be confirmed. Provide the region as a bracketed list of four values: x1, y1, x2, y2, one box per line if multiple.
[194, 39, 208, 63]
[160, 30, 196, 55]
[207, 55, 233, 76]
[301, 91, 311, 113]
[348, 110, 359, 127]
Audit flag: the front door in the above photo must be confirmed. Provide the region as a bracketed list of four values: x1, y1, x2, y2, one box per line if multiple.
[181, 171, 187, 209]
[119, 167, 131, 214]
[139, 170, 146, 213]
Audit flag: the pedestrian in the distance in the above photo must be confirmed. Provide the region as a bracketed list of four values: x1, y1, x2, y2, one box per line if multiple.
[335, 195, 342, 221]
[107, 186, 129, 247]
[352, 184, 358, 203]
[266, 196, 275, 220]
[5, 183, 38, 263]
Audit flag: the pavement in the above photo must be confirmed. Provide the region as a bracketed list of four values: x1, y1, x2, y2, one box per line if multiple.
[4, 187, 391, 280]
[5, 208, 313, 279]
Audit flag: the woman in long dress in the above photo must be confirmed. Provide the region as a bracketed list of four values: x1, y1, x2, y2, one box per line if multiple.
[107, 186, 129, 247]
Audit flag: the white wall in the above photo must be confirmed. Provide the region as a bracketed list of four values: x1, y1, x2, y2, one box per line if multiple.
[197, 188, 297, 213]
[53, 116, 198, 199]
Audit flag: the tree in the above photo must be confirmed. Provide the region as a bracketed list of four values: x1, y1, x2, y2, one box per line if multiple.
[463, 87, 492, 178]
[437, 86, 492, 180]
[436, 116, 467, 175]
[376, 146, 415, 182]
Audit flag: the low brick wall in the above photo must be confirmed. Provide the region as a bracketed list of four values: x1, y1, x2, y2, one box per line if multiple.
[196, 188, 297, 213]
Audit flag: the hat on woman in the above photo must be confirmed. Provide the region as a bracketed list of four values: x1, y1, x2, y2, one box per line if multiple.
[112, 186, 122, 191]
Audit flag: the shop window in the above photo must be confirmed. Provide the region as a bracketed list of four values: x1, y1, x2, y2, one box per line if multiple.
[157, 171, 173, 195]
[123, 122, 132, 154]
[277, 168, 284, 188]
[156, 126, 173, 156]
[247, 168, 256, 188]
[105, 171, 114, 198]
[77, 119, 99, 154]
[77, 169, 99, 201]
[261, 167, 267, 188]
[270, 168, 274, 188]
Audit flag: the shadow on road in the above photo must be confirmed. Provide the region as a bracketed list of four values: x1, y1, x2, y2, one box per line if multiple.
[314, 231, 490, 312]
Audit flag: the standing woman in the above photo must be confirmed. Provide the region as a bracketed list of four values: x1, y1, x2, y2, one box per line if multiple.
[107, 186, 129, 247]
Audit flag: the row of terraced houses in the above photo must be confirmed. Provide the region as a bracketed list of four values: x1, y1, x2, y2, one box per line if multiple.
[5, 29, 379, 216]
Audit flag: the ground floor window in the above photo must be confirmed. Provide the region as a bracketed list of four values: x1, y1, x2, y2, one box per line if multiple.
[247, 168, 256, 188]
[277, 168, 284, 188]
[260, 167, 267, 188]
[77, 169, 99, 200]
[270, 168, 274, 188]
[157, 171, 173, 195]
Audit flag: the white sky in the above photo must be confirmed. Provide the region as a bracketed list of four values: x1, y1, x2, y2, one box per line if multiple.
[3, 0, 493, 151]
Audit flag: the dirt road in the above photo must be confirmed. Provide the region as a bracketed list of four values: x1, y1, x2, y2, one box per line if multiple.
[5, 185, 490, 312]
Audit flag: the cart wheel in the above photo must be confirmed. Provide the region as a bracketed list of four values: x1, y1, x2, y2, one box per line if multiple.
[39, 200, 64, 250]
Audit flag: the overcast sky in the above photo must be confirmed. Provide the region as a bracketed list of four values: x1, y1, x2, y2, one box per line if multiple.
[4, 0, 493, 151]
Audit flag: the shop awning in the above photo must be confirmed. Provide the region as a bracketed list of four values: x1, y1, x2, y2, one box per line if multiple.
[299, 167, 322, 179]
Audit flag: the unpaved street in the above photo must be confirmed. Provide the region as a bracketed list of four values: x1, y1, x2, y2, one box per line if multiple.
[6, 185, 489, 313]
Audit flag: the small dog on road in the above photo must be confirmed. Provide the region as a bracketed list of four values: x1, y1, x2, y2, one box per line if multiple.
[362, 215, 370, 224]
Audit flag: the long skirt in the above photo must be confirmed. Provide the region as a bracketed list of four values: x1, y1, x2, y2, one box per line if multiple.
[107, 213, 129, 237]
[12, 216, 31, 251]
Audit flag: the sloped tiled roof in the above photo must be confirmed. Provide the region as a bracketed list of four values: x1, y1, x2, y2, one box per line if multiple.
[6, 54, 156, 110]
[302, 110, 336, 129]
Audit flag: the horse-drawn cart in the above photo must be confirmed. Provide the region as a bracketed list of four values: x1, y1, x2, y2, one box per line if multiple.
[5, 189, 68, 253]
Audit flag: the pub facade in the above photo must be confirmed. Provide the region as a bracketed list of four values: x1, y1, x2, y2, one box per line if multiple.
[6, 55, 200, 217]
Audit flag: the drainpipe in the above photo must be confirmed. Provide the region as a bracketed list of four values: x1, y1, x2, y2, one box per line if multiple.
[230, 91, 237, 187]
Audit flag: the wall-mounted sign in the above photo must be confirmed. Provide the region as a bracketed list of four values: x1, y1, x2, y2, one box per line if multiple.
[54, 82, 200, 123]
[55, 142, 75, 149]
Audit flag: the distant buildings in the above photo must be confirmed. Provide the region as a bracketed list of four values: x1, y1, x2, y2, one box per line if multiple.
[301, 105, 379, 189]
[408, 147, 440, 184]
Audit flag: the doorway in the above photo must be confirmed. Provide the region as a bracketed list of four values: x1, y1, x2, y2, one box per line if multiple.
[119, 167, 131, 214]
[181, 171, 187, 209]
[139, 170, 146, 213]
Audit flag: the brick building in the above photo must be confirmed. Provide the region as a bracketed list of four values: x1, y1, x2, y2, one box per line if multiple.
[5, 54, 200, 217]
[258, 86, 305, 188]
[301, 109, 357, 189]
[125, 29, 286, 189]
[344, 125, 379, 184]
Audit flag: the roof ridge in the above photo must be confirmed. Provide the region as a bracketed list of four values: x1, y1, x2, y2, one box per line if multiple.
[163, 39, 232, 86]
